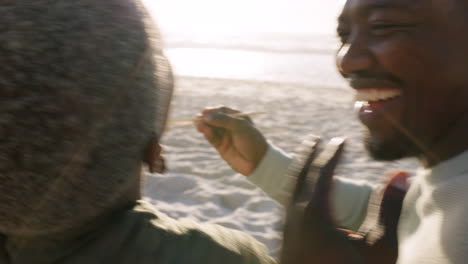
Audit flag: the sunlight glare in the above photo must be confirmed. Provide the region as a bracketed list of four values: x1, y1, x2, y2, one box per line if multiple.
[142, 0, 345, 36]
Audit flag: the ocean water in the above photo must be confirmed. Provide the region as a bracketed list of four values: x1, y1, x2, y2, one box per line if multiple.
[163, 32, 348, 87]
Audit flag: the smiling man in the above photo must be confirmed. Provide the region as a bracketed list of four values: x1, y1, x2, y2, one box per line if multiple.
[337, 0, 468, 166]
[197, 0, 468, 263]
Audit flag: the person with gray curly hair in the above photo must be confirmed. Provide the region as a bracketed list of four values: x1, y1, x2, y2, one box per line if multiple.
[0, 1, 275, 263]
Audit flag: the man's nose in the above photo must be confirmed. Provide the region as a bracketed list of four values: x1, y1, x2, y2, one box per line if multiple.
[336, 34, 374, 77]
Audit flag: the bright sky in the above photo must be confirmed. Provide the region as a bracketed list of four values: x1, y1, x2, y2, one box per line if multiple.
[142, 0, 346, 36]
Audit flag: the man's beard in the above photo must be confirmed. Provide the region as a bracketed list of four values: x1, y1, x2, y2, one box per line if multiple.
[363, 130, 420, 161]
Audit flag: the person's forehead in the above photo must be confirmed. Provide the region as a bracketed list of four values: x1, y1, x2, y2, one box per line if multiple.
[339, 0, 426, 20]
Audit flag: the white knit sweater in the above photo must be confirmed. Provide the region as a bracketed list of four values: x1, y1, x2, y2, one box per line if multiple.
[249, 144, 468, 264]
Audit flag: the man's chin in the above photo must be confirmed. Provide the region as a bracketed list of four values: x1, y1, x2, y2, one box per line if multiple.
[363, 132, 416, 161]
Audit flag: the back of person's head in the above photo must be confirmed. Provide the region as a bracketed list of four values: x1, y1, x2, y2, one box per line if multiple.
[0, 0, 173, 236]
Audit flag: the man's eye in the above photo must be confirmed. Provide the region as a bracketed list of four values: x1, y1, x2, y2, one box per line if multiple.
[337, 30, 350, 44]
[370, 24, 412, 36]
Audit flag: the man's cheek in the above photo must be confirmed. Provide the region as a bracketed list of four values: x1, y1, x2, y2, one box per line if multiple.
[370, 39, 427, 78]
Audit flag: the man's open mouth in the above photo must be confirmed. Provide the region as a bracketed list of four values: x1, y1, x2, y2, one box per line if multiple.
[354, 88, 403, 126]
[354, 88, 402, 103]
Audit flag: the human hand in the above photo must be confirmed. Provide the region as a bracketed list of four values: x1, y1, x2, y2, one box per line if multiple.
[195, 106, 268, 176]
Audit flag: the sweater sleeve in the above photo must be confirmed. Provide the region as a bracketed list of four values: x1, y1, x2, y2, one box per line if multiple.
[248, 143, 375, 231]
[248, 143, 294, 200]
[332, 177, 375, 231]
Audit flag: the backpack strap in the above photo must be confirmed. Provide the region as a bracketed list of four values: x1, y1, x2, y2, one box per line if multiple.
[281, 137, 364, 264]
[280, 136, 409, 264]
[354, 171, 409, 264]
[277, 135, 321, 206]
[357, 171, 409, 244]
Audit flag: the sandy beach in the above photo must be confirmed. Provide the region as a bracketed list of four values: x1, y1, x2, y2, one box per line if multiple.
[143, 71, 418, 258]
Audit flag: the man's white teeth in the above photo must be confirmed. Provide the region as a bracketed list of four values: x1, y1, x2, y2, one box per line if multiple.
[354, 89, 402, 102]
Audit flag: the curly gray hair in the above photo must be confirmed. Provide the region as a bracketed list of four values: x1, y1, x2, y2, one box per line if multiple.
[0, 0, 173, 236]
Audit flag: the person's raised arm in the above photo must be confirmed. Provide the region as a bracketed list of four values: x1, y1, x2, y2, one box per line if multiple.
[195, 106, 374, 232]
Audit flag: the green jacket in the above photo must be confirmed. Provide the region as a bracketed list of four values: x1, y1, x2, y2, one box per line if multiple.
[1, 201, 276, 264]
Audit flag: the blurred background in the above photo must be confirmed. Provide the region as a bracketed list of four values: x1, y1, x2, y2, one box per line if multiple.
[141, 0, 346, 85]
[144, 0, 344, 35]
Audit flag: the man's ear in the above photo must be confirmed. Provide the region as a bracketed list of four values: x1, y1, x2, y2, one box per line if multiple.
[144, 133, 166, 174]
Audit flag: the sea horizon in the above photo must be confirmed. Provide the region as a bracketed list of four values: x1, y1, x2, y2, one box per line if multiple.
[163, 32, 347, 87]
